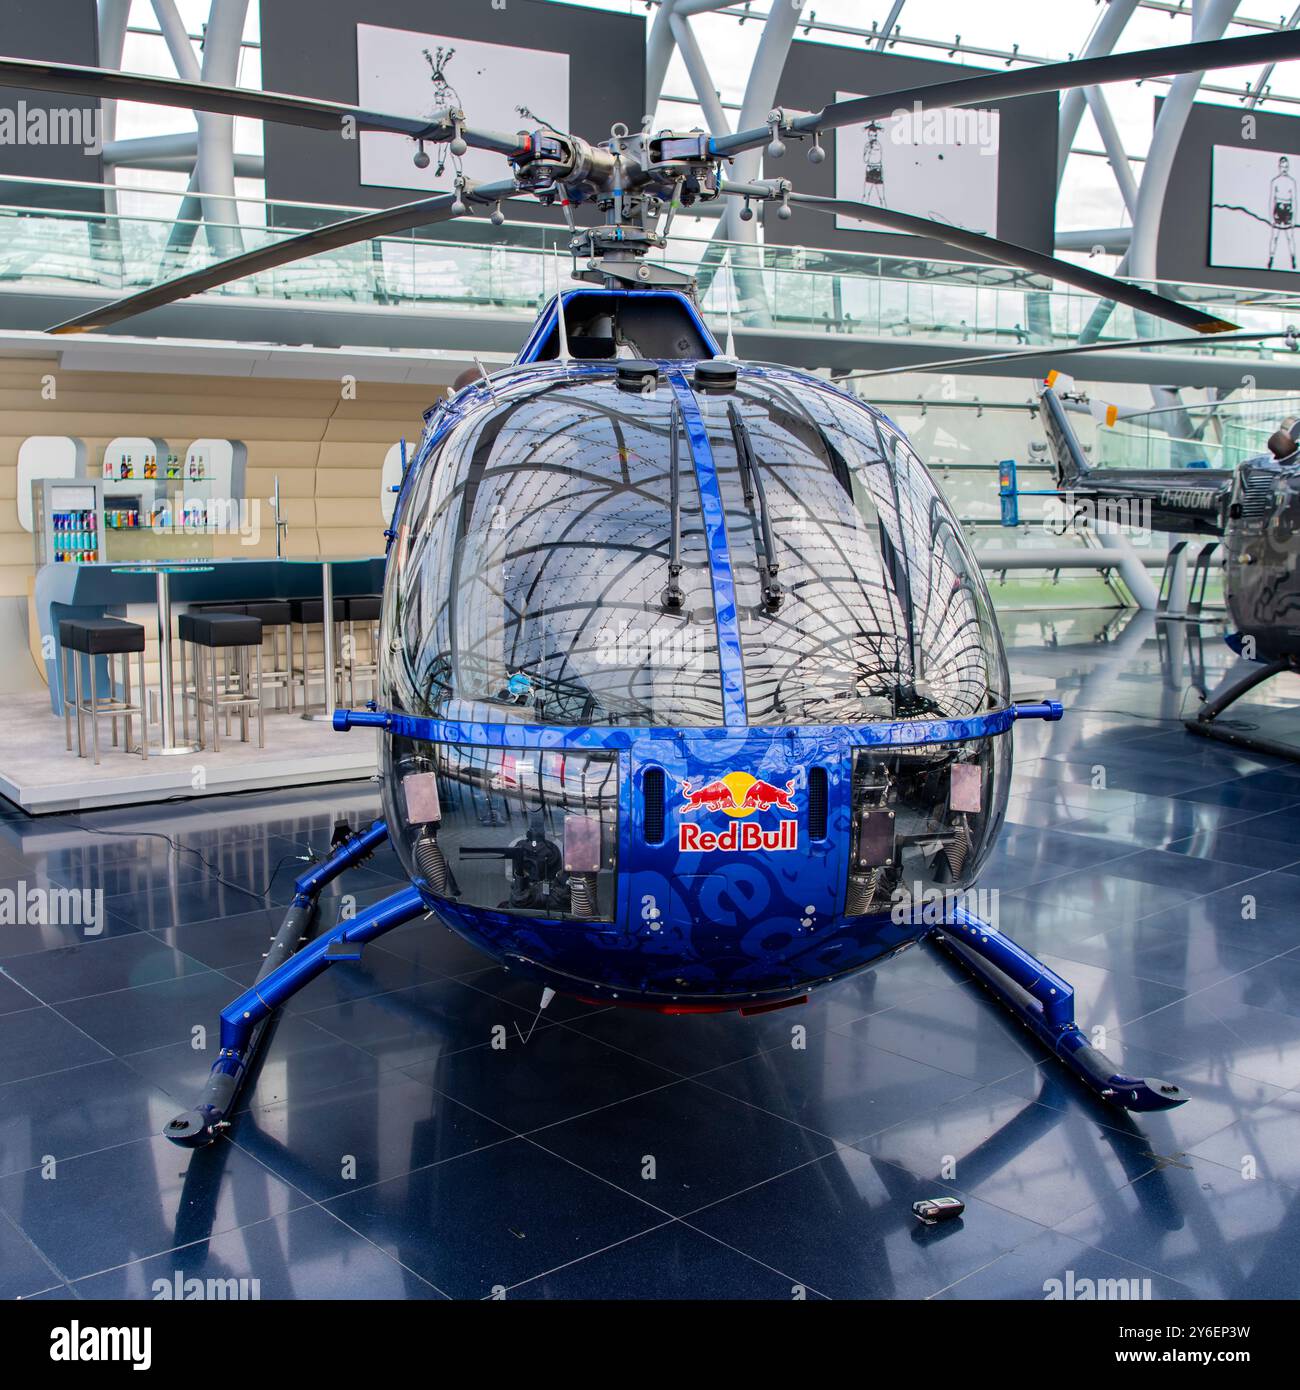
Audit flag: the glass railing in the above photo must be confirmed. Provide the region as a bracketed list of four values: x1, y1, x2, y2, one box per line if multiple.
[2, 176, 1298, 360]
[1093, 395, 1300, 472]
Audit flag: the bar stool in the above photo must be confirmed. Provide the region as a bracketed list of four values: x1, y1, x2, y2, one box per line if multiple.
[179, 612, 265, 752]
[343, 595, 382, 705]
[290, 596, 345, 715]
[58, 617, 148, 764]
[244, 600, 294, 711]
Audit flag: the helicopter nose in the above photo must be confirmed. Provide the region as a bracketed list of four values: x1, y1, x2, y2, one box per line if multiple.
[634, 758, 844, 959]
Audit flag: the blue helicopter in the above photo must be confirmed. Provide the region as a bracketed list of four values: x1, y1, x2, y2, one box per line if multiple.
[7, 29, 1296, 1144]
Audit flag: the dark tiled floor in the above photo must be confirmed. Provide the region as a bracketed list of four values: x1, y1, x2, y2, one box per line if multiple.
[0, 609, 1299, 1300]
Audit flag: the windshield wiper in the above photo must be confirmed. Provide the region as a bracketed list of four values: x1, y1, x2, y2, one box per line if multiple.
[662, 401, 686, 613]
[727, 401, 783, 613]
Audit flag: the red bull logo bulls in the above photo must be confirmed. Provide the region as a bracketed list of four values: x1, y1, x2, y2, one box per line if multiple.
[677, 771, 799, 853]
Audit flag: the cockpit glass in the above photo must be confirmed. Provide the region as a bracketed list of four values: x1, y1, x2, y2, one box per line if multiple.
[382, 375, 726, 727]
[699, 377, 1008, 725]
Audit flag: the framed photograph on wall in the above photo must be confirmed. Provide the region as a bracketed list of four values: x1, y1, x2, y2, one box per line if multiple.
[357, 22, 570, 192]
[1210, 142, 1300, 273]
[833, 95, 1001, 238]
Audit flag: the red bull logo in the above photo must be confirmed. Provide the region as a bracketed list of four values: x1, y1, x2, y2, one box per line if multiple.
[677, 771, 799, 853]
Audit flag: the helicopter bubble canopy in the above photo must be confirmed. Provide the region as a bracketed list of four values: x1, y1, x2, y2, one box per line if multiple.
[376, 360, 1015, 984]
[381, 365, 1008, 731]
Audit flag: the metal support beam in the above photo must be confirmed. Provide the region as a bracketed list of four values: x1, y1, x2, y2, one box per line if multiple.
[1057, 0, 1140, 186]
[102, 135, 263, 177]
[670, 11, 731, 137]
[1082, 87, 1139, 218]
[1245, 3, 1300, 105]
[873, 0, 908, 50]
[1055, 227, 1131, 253]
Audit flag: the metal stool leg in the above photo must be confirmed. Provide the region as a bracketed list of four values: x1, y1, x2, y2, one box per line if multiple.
[239, 647, 249, 744]
[62, 647, 72, 751]
[73, 655, 85, 758]
[110, 653, 119, 749]
[139, 647, 149, 760]
[90, 659, 100, 766]
[257, 645, 265, 749]
[210, 646, 221, 753]
[196, 646, 206, 751]
[122, 653, 131, 756]
[180, 638, 189, 742]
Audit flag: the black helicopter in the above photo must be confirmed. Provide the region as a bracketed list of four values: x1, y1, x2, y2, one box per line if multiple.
[4, 29, 1298, 1146]
[1040, 387, 1300, 761]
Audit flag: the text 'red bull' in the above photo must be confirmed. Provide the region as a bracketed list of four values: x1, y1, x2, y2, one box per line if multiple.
[679, 820, 799, 853]
[677, 774, 800, 852]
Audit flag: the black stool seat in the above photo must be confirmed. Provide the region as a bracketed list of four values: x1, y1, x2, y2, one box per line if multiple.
[180, 612, 263, 648]
[345, 595, 381, 622]
[243, 600, 292, 625]
[59, 617, 145, 656]
[290, 597, 344, 624]
[191, 601, 247, 614]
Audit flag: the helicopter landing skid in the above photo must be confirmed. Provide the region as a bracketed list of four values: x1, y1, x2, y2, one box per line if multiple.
[928, 908, 1186, 1113]
[163, 819, 423, 1147]
[1184, 656, 1300, 763]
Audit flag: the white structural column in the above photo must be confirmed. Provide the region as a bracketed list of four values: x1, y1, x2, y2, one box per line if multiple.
[1127, 0, 1240, 291]
[195, 0, 249, 259]
[646, 0, 683, 116]
[715, 1, 804, 247]
[150, 0, 208, 262]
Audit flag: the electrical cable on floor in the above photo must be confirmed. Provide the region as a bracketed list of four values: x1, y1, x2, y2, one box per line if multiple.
[54, 813, 323, 902]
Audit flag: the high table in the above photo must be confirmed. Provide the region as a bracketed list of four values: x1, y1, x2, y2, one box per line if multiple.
[111, 563, 213, 755]
[283, 556, 357, 723]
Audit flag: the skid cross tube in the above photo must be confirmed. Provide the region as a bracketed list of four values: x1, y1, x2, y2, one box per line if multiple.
[931, 907, 1186, 1112]
[164, 818, 407, 1147]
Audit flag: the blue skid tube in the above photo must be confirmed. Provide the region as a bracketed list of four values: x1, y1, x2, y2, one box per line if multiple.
[931, 907, 1186, 1112]
[163, 820, 425, 1147]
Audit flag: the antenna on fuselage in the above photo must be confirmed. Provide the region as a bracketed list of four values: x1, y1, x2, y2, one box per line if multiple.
[552, 248, 571, 367]
[472, 356, 497, 400]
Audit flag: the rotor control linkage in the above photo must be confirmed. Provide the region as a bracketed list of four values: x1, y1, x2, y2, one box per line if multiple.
[929, 906, 1186, 1112]
[164, 819, 406, 1147]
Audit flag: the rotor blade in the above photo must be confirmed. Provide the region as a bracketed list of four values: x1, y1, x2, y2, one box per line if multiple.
[723, 184, 1238, 334]
[48, 177, 523, 334]
[711, 30, 1300, 157]
[836, 330, 1296, 381]
[0, 55, 526, 151]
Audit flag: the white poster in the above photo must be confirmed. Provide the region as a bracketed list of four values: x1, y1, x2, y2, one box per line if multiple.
[832, 94, 999, 238]
[356, 23, 570, 192]
[1210, 143, 1300, 273]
